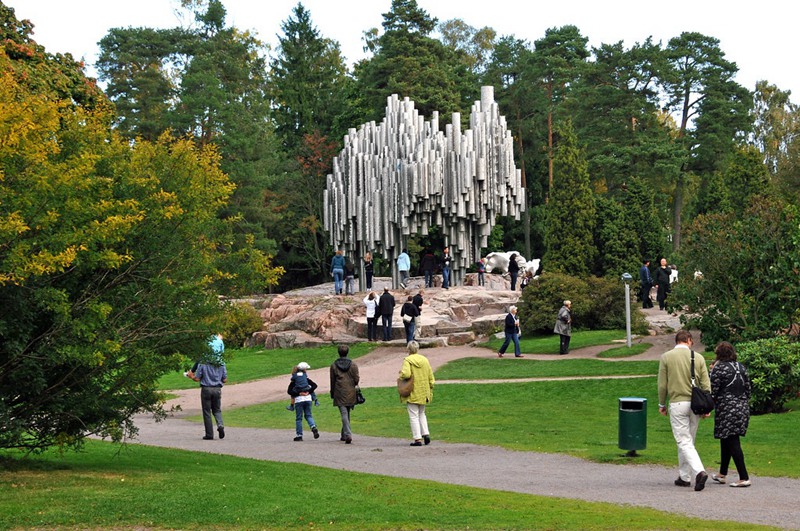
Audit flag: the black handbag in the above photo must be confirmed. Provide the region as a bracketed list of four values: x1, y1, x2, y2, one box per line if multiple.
[346, 370, 365, 406]
[690, 350, 715, 415]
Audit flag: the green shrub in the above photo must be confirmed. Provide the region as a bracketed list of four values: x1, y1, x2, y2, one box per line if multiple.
[518, 273, 648, 335]
[219, 302, 263, 348]
[586, 276, 648, 334]
[518, 272, 589, 334]
[736, 336, 800, 414]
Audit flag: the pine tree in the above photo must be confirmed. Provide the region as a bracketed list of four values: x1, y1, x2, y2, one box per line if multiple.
[353, 0, 474, 122]
[544, 120, 596, 276]
[268, 3, 349, 152]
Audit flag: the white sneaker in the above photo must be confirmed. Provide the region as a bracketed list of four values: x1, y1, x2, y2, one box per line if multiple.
[730, 479, 751, 487]
[711, 473, 726, 484]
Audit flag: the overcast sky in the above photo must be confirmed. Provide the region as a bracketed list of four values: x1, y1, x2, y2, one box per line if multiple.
[7, 0, 798, 99]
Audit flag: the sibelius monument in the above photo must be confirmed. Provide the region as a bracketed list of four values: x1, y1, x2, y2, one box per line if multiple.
[323, 86, 525, 288]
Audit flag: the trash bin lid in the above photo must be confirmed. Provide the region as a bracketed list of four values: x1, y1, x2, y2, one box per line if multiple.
[619, 397, 647, 409]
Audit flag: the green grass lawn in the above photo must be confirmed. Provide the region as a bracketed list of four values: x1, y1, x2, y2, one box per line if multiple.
[223, 380, 800, 478]
[0, 441, 773, 530]
[434, 357, 658, 379]
[481, 330, 645, 355]
[596, 342, 653, 358]
[158, 343, 376, 390]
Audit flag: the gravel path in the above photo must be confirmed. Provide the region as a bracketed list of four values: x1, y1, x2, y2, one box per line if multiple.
[132, 330, 799, 529]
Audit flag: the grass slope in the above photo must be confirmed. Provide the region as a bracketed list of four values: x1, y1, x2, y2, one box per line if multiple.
[158, 343, 376, 390]
[0, 441, 773, 530]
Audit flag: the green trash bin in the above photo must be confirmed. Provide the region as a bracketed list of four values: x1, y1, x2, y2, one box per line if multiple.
[618, 397, 647, 456]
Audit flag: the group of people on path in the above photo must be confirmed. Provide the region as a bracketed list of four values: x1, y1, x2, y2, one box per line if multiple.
[658, 330, 752, 490]
[640, 257, 676, 311]
[188, 334, 436, 447]
[363, 287, 425, 343]
[497, 301, 572, 358]
[189, 325, 752, 490]
[332, 340, 436, 448]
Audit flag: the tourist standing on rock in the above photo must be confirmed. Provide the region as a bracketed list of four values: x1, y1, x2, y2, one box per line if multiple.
[412, 290, 424, 339]
[363, 252, 374, 291]
[639, 258, 653, 308]
[420, 249, 436, 288]
[399, 341, 434, 446]
[191, 353, 227, 440]
[287, 363, 320, 442]
[344, 258, 356, 295]
[441, 247, 452, 289]
[710, 341, 752, 488]
[655, 258, 672, 310]
[400, 295, 420, 344]
[330, 344, 359, 444]
[508, 253, 520, 291]
[476, 257, 486, 286]
[554, 300, 572, 355]
[657, 330, 710, 491]
[331, 250, 346, 295]
[379, 286, 396, 341]
[363, 291, 379, 341]
[497, 305, 523, 358]
[397, 248, 411, 288]
[520, 270, 533, 291]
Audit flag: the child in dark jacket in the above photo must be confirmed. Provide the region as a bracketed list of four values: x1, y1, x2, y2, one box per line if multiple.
[287, 362, 320, 441]
[286, 362, 319, 411]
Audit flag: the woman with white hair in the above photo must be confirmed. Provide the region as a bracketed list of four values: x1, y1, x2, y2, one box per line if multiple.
[497, 306, 523, 358]
[554, 300, 573, 354]
[398, 341, 435, 446]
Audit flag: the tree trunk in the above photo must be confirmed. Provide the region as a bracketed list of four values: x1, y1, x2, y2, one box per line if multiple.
[547, 108, 553, 204]
[546, 82, 554, 204]
[673, 174, 684, 251]
[515, 115, 531, 259]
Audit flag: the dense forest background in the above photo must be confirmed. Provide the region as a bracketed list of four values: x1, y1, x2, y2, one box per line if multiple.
[22, 0, 800, 290]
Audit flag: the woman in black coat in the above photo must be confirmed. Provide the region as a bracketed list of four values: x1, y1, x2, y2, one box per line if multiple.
[400, 296, 420, 344]
[709, 341, 752, 487]
[508, 254, 520, 291]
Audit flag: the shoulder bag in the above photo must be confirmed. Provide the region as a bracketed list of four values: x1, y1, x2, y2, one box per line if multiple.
[347, 370, 365, 406]
[690, 350, 715, 415]
[397, 374, 414, 398]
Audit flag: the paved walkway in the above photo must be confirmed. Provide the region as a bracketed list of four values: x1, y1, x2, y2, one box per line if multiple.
[132, 324, 799, 529]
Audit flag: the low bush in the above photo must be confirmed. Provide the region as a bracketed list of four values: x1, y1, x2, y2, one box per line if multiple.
[518, 272, 588, 334]
[219, 301, 263, 348]
[736, 336, 800, 414]
[518, 272, 647, 335]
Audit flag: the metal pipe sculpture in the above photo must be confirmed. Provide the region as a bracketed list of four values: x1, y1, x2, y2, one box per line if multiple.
[323, 86, 525, 288]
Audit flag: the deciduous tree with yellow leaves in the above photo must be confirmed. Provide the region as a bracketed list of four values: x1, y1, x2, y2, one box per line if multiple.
[0, 4, 281, 452]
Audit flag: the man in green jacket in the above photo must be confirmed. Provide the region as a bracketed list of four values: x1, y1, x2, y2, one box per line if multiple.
[658, 330, 711, 491]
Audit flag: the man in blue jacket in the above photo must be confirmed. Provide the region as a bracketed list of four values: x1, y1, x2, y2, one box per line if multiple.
[397, 248, 411, 288]
[192, 356, 228, 440]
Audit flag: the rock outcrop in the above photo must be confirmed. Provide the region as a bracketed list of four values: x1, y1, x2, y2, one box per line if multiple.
[244, 275, 521, 349]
